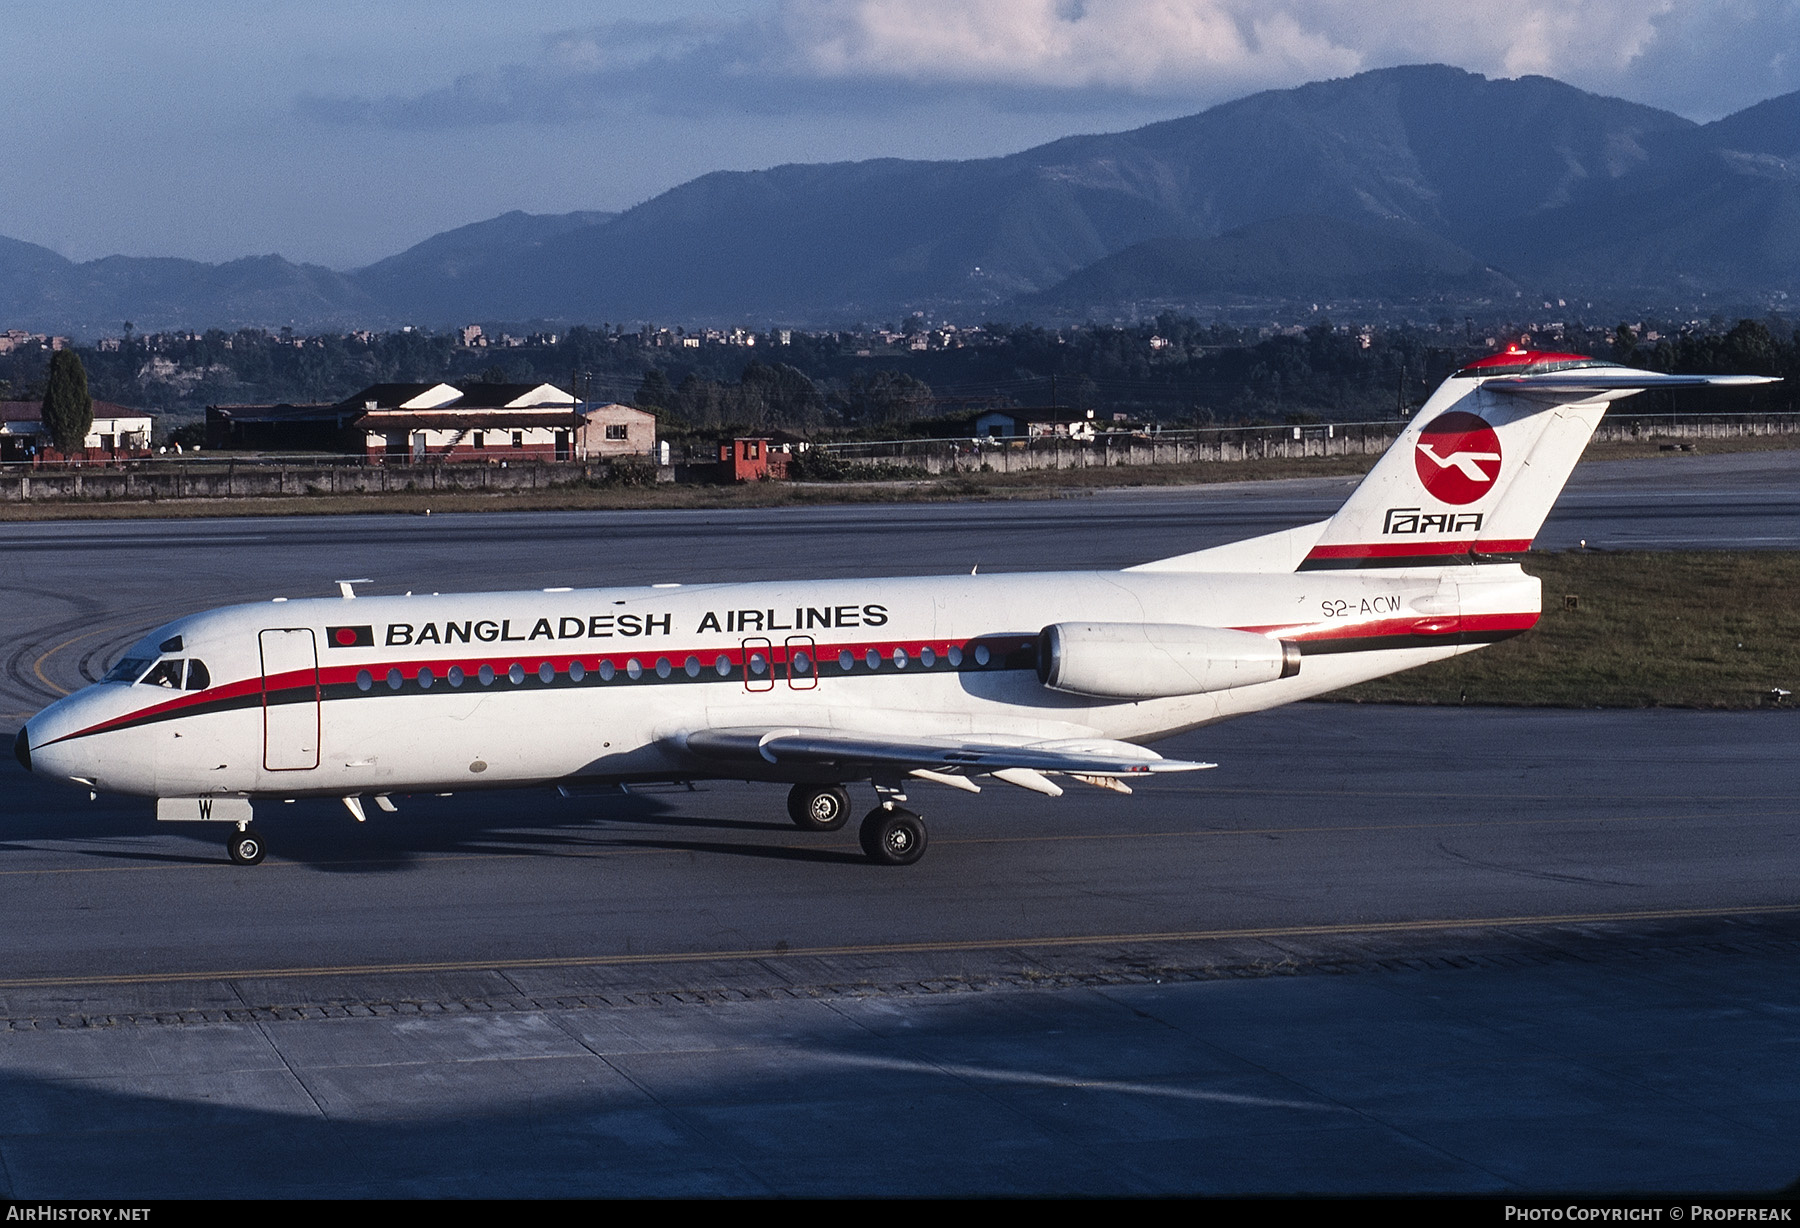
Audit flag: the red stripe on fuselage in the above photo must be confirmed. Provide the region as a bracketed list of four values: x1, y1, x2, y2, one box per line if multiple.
[1302, 539, 1532, 561]
[1231, 611, 1540, 641]
[37, 675, 270, 748]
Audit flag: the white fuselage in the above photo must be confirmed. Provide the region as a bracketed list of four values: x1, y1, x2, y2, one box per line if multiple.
[24, 564, 1539, 800]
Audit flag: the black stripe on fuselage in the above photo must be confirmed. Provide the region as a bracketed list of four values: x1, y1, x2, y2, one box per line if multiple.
[1295, 627, 1527, 655]
[1297, 552, 1526, 571]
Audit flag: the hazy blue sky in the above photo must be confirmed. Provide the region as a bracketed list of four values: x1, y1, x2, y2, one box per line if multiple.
[4, 1, 1797, 269]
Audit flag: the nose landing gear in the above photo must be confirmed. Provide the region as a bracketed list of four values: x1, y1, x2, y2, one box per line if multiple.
[226, 825, 266, 866]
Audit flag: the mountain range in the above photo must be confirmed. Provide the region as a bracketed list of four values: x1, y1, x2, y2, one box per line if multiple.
[3, 64, 1797, 333]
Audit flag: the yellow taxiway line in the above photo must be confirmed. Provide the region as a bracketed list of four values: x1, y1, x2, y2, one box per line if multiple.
[30, 619, 153, 697]
[3, 901, 1798, 991]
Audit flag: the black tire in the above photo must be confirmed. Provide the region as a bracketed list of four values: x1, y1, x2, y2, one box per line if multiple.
[858, 807, 927, 866]
[787, 784, 852, 832]
[227, 828, 266, 866]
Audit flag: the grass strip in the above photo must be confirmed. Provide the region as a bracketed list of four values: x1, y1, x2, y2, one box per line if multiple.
[1331, 551, 1800, 709]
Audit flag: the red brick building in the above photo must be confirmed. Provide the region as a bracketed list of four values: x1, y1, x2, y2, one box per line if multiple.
[718, 437, 792, 481]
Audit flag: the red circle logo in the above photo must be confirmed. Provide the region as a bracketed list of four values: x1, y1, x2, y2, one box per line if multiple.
[1414, 411, 1502, 505]
[335, 627, 358, 646]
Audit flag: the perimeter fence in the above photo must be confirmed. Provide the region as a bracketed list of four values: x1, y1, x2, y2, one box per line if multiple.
[2, 412, 1797, 500]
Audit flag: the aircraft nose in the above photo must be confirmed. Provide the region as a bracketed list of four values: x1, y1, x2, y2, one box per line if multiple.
[12, 725, 28, 773]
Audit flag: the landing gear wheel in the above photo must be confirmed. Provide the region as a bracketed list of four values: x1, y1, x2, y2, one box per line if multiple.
[787, 783, 852, 832]
[227, 827, 266, 866]
[859, 807, 927, 866]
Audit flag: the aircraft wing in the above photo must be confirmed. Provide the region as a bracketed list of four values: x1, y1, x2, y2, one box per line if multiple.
[681, 726, 1213, 777]
[1484, 372, 1779, 394]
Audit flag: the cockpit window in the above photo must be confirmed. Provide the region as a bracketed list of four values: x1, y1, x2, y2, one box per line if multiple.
[103, 657, 155, 684]
[141, 660, 184, 689]
[101, 627, 209, 689]
[103, 655, 209, 689]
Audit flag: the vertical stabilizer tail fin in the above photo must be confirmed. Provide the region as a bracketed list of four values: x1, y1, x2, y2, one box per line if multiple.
[1296, 355, 1779, 572]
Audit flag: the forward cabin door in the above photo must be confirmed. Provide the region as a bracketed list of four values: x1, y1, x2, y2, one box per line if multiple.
[260, 628, 320, 771]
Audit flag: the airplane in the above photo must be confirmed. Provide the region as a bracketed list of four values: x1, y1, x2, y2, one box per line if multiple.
[11, 349, 1778, 867]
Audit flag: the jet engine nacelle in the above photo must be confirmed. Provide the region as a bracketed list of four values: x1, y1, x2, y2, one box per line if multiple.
[1037, 621, 1301, 700]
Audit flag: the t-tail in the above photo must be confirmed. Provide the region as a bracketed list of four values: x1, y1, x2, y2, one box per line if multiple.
[1298, 349, 1778, 572]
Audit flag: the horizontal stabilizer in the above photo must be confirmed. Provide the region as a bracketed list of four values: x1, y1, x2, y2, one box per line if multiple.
[1485, 372, 1779, 394]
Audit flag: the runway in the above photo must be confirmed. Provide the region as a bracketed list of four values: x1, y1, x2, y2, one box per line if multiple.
[1, 450, 1797, 1195]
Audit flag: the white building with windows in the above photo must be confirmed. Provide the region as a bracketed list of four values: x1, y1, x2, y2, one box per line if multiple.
[0, 400, 155, 463]
[575, 403, 658, 459]
[355, 382, 582, 463]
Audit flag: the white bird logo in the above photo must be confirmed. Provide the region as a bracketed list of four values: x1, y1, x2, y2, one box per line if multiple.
[1416, 444, 1501, 482]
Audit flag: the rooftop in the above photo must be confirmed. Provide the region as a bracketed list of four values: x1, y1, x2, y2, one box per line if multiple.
[0, 400, 150, 423]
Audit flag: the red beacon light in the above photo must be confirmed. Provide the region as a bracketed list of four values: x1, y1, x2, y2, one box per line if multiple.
[1454, 347, 1607, 378]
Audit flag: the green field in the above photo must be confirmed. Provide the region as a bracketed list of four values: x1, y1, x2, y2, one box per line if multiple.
[1332, 551, 1800, 709]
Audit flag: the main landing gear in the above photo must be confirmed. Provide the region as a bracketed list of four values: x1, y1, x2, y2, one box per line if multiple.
[859, 806, 927, 866]
[226, 824, 266, 866]
[787, 783, 852, 832]
[785, 783, 929, 864]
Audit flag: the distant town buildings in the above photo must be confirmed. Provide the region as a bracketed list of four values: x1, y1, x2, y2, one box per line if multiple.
[0, 330, 68, 354]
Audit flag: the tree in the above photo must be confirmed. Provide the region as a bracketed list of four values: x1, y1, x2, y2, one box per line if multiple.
[843, 370, 934, 426]
[41, 349, 93, 454]
[633, 369, 678, 414]
[1611, 323, 1639, 365]
[739, 360, 827, 428]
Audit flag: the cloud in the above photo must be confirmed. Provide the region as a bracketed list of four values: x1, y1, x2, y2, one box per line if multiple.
[1625, 0, 1800, 119]
[779, 0, 1691, 94]
[297, 19, 723, 127]
[298, 0, 1800, 129]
